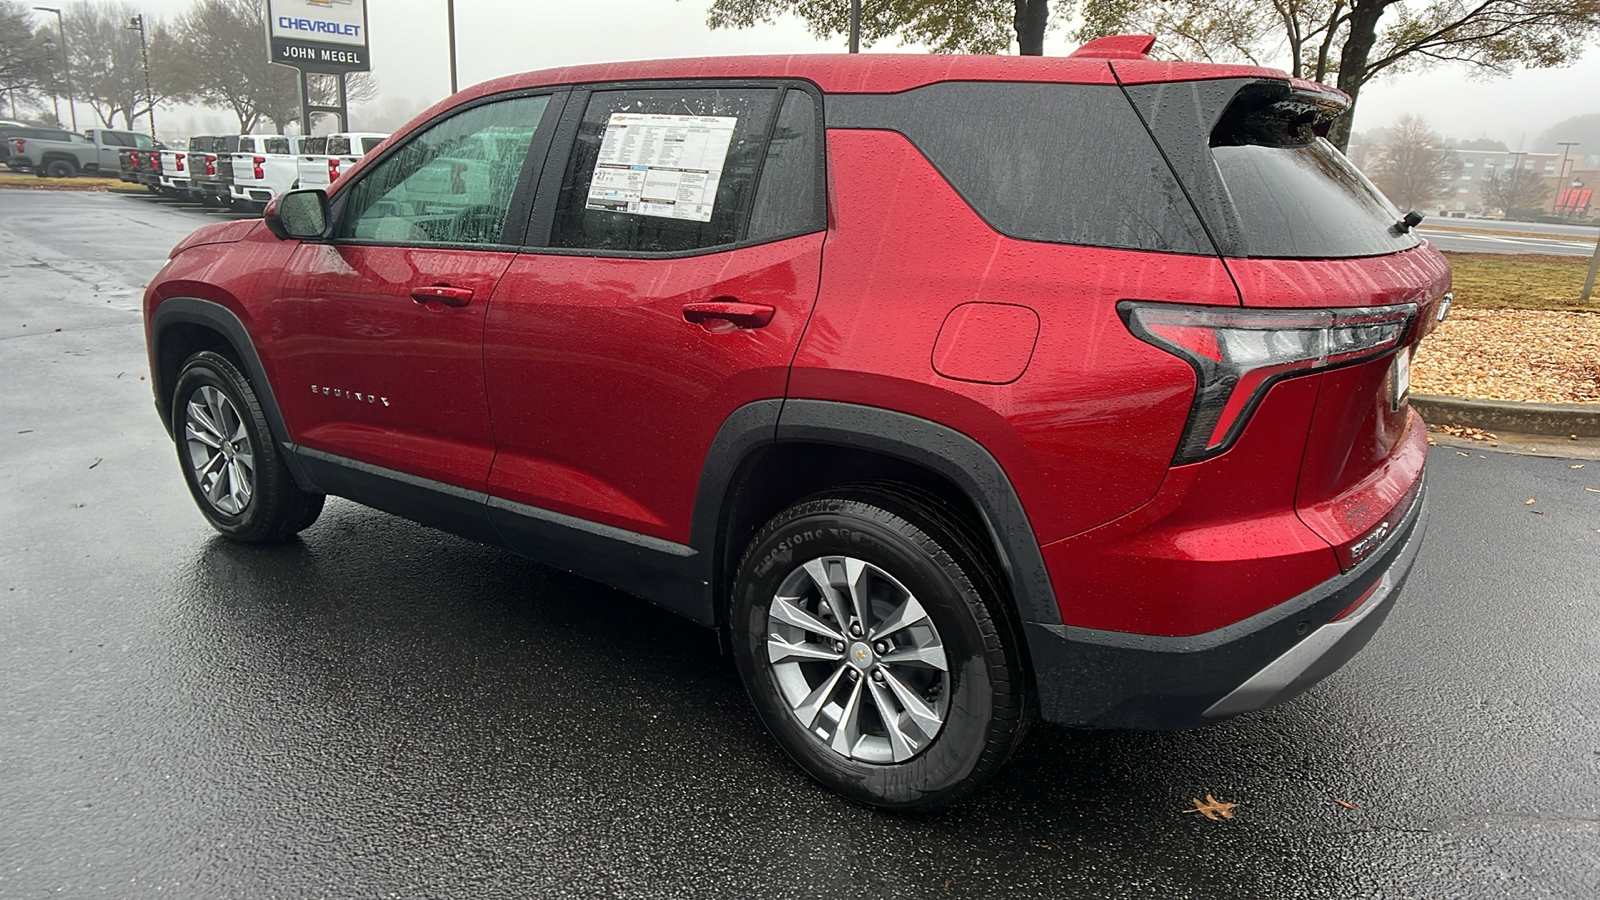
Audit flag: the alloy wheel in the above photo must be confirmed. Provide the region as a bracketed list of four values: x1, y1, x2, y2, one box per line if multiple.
[183, 385, 255, 516]
[766, 555, 950, 764]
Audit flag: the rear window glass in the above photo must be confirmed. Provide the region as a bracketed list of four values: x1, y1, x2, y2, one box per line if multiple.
[1212, 140, 1416, 258]
[1122, 77, 1419, 259]
[826, 82, 1213, 255]
[264, 137, 291, 155]
[327, 136, 351, 155]
[302, 137, 327, 155]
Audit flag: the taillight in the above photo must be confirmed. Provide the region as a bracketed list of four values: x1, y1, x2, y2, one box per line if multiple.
[130, 151, 140, 166]
[205, 154, 216, 176]
[253, 156, 265, 180]
[175, 154, 184, 172]
[1120, 301, 1416, 464]
[14, 138, 23, 153]
[327, 158, 340, 181]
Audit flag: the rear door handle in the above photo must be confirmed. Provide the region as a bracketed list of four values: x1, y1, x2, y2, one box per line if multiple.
[681, 300, 775, 329]
[411, 285, 474, 308]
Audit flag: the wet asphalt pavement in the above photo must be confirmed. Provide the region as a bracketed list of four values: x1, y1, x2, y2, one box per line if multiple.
[3, 190, 1599, 899]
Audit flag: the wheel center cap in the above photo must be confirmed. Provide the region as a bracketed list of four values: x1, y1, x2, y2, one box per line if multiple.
[847, 641, 874, 671]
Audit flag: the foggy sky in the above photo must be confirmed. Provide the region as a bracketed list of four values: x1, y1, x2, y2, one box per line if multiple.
[74, 0, 1600, 149]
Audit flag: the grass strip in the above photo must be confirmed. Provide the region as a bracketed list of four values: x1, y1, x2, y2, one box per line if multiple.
[1442, 252, 1599, 311]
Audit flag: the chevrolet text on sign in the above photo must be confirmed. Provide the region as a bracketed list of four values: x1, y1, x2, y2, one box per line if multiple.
[266, 0, 370, 73]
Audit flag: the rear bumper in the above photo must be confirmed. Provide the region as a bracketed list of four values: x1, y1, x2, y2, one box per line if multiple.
[1025, 475, 1427, 729]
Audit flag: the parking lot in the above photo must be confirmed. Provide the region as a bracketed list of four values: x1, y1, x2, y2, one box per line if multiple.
[3, 189, 1598, 899]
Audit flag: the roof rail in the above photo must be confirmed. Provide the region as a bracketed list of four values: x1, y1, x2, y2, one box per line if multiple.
[1067, 34, 1157, 60]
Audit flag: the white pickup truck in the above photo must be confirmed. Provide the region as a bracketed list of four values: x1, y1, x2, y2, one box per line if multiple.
[295, 132, 388, 190]
[157, 144, 194, 196]
[226, 134, 302, 210]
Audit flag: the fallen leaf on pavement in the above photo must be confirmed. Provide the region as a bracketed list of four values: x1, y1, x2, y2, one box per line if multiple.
[1334, 798, 1359, 811]
[1586, 488, 1600, 493]
[1183, 794, 1238, 820]
[1526, 498, 1536, 504]
[88, 458, 102, 469]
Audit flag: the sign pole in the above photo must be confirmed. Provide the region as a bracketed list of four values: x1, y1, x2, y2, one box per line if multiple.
[1583, 235, 1599, 303]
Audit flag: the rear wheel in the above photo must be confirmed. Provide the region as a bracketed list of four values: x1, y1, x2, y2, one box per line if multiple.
[172, 351, 324, 542]
[44, 159, 77, 178]
[730, 484, 1031, 810]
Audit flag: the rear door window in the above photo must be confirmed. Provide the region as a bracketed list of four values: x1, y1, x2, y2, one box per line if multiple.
[548, 85, 781, 253]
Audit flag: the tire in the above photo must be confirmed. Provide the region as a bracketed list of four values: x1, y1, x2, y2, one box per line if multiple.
[44, 159, 77, 178]
[730, 484, 1032, 810]
[171, 350, 324, 542]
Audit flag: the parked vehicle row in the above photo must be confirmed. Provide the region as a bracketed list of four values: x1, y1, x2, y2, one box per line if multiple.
[112, 130, 390, 211]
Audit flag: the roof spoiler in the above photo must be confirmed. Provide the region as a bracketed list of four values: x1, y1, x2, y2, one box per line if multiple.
[1068, 35, 1157, 60]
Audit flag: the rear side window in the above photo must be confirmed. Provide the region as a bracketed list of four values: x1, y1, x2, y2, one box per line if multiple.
[827, 82, 1213, 255]
[747, 89, 824, 243]
[550, 86, 780, 253]
[100, 132, 130, 147]
[264, 137, 291, 155]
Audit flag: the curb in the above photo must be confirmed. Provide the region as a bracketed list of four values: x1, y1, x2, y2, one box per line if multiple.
[1413, 394, 1600, 438]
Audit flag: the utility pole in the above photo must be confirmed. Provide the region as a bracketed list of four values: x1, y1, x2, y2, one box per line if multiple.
[1584, 232, 1599, 302]
[849, 0, 860, 53]
[447, 0, 459, 94]
[1556, 141, 1580, 217]
[126, 14, 155, 141]
[34, 7, 76, 131]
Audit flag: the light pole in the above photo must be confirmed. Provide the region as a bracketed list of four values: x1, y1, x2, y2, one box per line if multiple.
[447, 0, 458, 94]
[849, 0, 861, 53]
[33, 6, 76, 131]
[1556, 141, 1580, 216]
[125, 14, 154, 142]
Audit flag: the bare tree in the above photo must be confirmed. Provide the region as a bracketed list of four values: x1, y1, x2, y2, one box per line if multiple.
[702, 0, 1058, 55]
[1368, 113, 1460, 211]
[61, 0, 169, 128]
[1, 1, 54, 114]
[1079, 0, 1600, 150]
[1482, 162, 1552, 215]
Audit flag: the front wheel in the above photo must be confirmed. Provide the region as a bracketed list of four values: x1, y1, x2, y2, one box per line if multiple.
[171, 351, 324, 542]
[730, 485, 1032, 810]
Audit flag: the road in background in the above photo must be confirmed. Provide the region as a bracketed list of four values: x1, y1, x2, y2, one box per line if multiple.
[1419, 228, 1597, 256]
[4, 191, 1598, 899]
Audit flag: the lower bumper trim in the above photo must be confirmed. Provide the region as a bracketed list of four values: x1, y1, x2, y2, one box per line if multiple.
[1023, 477, 1429, 729]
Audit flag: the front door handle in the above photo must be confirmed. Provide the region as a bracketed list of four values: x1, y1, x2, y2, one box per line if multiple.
[412, 285, 474, 308]
[682, 300, 775, 329]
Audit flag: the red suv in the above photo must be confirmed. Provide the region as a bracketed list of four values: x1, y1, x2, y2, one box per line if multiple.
[144, 37, 1449, 809]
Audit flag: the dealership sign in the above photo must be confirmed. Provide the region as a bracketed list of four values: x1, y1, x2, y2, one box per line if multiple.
[267, 0, 370, 73]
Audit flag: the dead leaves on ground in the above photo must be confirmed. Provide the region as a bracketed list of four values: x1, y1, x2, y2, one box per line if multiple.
[1183, 794, 1238, 820]
[1411, 308, 1600, 403]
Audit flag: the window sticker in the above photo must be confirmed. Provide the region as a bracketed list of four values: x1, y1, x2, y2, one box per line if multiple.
[585, 113, 738, 223]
